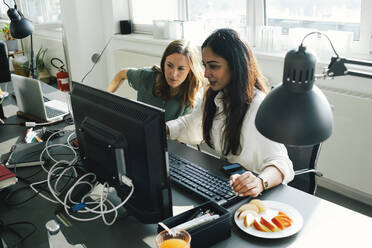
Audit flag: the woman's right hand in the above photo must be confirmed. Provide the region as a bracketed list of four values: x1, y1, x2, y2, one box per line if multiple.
[230, 172, 263, 198]
[106, 69, 128, 93]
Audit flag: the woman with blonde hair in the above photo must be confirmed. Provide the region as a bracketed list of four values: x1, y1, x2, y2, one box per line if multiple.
[107, 40, 205, 121]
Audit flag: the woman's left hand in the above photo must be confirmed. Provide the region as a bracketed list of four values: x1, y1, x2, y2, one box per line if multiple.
[230, 171, 263, 197]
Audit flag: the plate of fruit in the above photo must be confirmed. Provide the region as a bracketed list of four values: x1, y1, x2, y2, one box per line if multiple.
[234, 199, 303, 239]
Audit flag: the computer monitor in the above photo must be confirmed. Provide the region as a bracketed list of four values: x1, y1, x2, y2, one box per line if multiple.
[70, 82, 172, 224]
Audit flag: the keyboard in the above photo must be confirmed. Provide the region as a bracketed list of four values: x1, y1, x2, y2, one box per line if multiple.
[169, 153, 247, 207]
[45, 106, 66, 118]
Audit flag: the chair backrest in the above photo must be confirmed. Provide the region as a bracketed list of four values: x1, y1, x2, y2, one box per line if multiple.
[286, 144, 322, 195]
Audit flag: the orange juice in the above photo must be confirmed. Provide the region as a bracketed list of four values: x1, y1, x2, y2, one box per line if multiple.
[160, 238, 189, 248]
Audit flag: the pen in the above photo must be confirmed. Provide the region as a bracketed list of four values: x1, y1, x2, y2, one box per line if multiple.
[185, 208, 203, 221]
[35, 136, 43, 143]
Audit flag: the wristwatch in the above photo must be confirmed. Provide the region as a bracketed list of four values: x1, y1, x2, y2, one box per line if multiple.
[258, 175, 269, 191]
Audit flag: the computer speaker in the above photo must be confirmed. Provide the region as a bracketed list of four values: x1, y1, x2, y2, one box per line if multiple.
[120, 20, 132, 35]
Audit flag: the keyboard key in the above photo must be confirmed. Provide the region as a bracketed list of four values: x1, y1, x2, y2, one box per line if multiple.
[169, 153, 248, 207]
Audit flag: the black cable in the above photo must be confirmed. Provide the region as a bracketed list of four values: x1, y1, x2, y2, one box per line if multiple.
[4, 170, 79, 206]
[0, 123, 24, 126]
[0, 219, 37, 248]
[300, 31, 340, 58]
[20, 167, 43, 179]
[3, 185, 39, 206]
[81, 33, 120, 82]
[2, 0, 10, 8]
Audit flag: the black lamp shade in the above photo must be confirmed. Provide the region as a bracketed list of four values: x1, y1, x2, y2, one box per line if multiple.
[7, 8, 34, 39]
[255, 84, 333, 146]
[255, 45, 334, 146]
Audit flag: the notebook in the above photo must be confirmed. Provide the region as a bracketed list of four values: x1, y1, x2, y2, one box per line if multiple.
[0, 162, 17, 189]
[11, 74, 69, 122]
[1, 142, 46, 169]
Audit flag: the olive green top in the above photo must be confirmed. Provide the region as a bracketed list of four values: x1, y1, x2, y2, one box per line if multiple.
[127, 68, 192, 121]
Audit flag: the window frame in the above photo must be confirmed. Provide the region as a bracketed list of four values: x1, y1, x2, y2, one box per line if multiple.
[261, 0, 372, 59]
[129, 0, 187, 34]
[127, 0, 372, 59]
[18, 0, 62, 25]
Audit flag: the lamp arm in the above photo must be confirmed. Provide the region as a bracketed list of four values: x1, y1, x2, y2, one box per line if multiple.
[326, 56, 372, 79]
[30, 34, 36, 79]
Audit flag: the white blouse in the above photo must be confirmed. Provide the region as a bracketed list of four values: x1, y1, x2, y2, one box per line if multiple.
[166, 90, 294, 184]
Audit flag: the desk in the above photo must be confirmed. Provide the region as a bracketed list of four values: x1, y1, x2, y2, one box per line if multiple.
[0, 80, 68, 151]
[1, 85, 372, 247]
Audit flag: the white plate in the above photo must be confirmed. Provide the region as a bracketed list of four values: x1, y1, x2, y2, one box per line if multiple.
[234, 200, 303, 239]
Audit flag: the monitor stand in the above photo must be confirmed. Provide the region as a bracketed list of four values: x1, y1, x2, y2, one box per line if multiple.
[105, 188, 130, 221]
[67, 183, 130, 222]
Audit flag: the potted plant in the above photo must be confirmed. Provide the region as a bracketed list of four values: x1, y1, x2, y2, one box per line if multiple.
[12, 55, 30, 77]
[0, 23, 18, 52]
[35, 47, 50, 83]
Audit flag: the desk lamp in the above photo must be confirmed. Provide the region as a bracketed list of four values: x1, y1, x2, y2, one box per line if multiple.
[3, 0, 35, 78]
[255, 32, 372, 146]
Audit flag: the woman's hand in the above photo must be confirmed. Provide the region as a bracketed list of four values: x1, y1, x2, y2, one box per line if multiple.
[230, 171, 264, 198]
[106, 69, 128, 93]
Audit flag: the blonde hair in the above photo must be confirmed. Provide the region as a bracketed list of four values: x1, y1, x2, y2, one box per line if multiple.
[152, 40, 205, 109]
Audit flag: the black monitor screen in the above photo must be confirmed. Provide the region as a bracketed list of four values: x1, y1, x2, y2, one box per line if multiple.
[70, 82, 172, 224]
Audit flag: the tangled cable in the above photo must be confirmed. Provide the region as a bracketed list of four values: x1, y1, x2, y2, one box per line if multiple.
[29, 129, 134, 225]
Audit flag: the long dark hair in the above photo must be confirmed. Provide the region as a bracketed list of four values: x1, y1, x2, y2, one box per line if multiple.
[152, 40, 204, 109]
[201, 28, 267, 156]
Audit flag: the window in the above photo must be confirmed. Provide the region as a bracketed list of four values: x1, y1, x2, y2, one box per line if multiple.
[188, 0, 247, 36]
[0, 3, 7, 19]
[131, 0, 178, 24]
[129, 0, 371, 59]
[130, 0, 178, 33]
[266, 0, 361, 40]
[263, 0, 371, 60]
[19, 0, 62, 24]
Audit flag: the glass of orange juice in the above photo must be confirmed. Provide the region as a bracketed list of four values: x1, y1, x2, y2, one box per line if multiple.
[155, 229, 191, 248]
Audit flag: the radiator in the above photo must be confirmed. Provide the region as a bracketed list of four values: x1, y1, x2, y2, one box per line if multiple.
[317, 86, 372, 204]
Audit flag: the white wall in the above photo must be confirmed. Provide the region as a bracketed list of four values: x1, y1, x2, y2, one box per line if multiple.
[60, 0, 121, 90]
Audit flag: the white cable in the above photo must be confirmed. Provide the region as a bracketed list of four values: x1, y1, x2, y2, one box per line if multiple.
[30, 128, 135, 225]
[43, 129, 77, 164]
[53, 165, 78, 195]
[67, 131, 78, 150]
[24, 120, 61, 127]
[30, 179, 59, 204]
[99, 182, 117, 225]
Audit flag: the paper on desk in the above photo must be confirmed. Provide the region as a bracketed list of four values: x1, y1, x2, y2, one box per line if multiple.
[172, 205, 195, 216]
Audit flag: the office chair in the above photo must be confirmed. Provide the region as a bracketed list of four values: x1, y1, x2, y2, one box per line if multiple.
[286, 144, 323, 195]
[196, 141, 323, 195]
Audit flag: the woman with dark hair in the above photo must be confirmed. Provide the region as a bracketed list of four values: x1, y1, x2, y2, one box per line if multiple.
[107, 40, 205, 121]
[167, 28, 294, 197]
